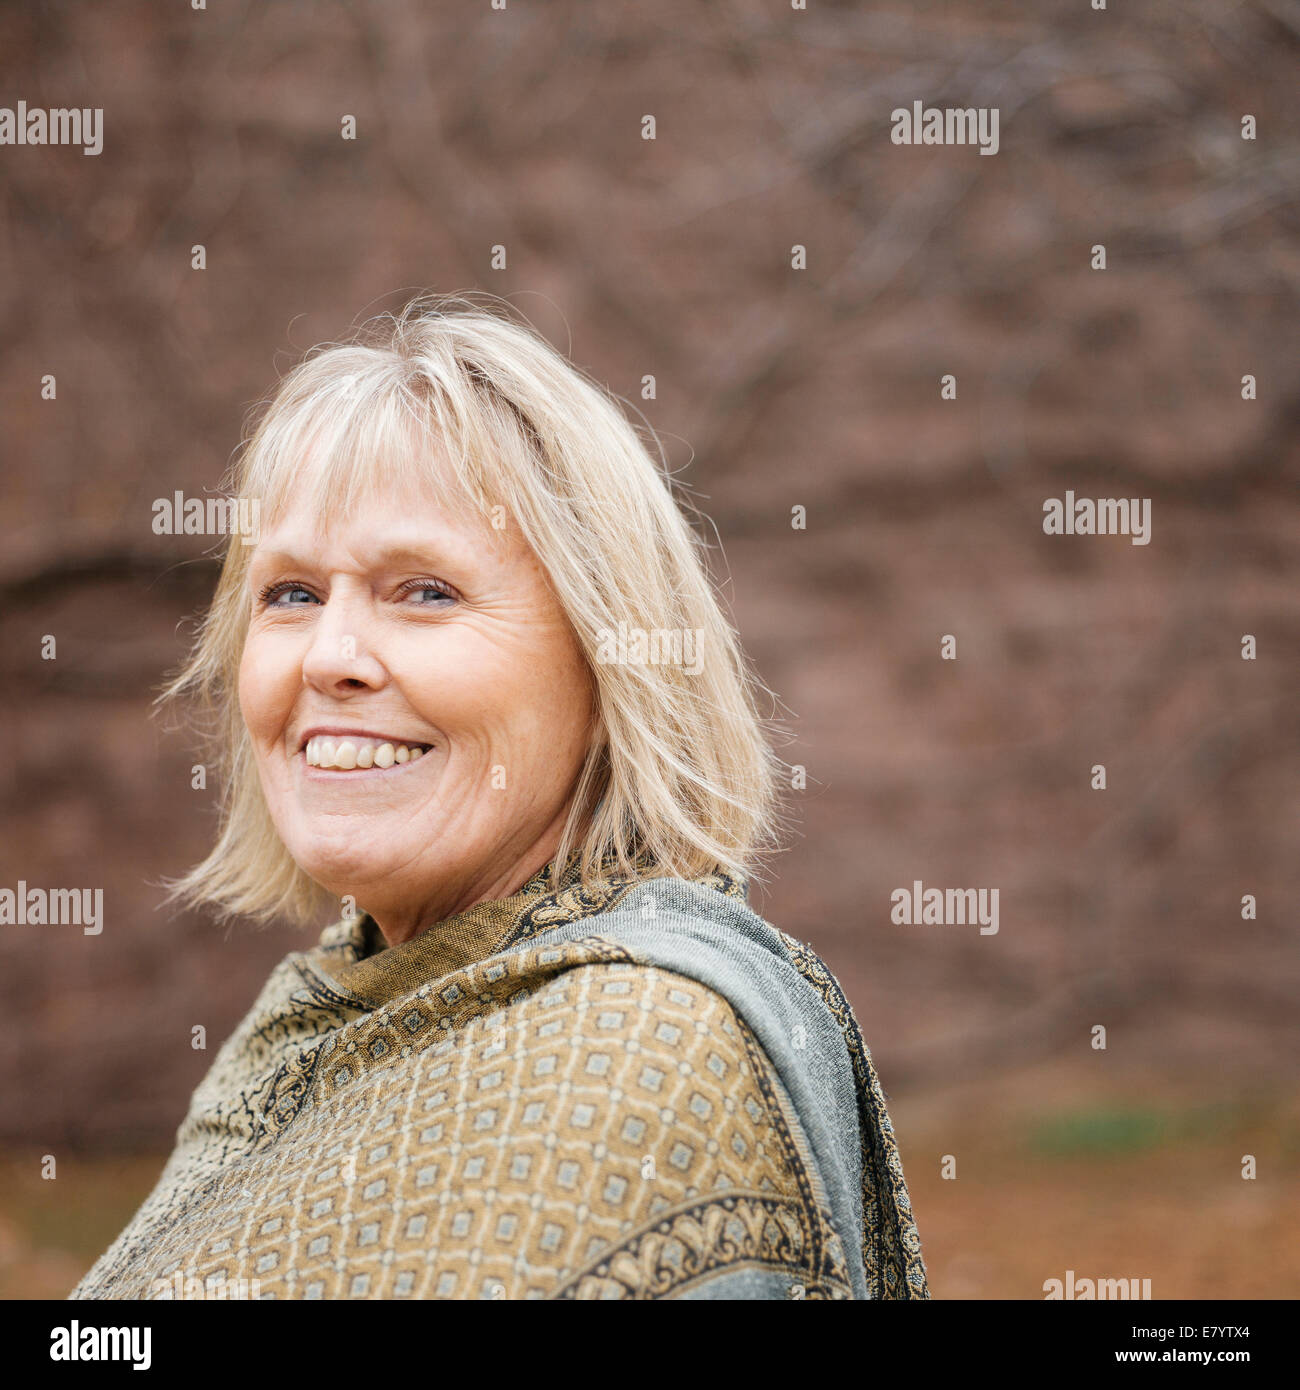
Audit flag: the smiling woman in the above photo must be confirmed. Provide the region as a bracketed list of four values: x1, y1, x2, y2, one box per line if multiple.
[68, 292, 929, 1301]
[237, 478, 598, 943]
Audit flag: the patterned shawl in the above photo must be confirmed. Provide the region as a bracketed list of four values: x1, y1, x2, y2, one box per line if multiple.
[70, 860, 928, 1300]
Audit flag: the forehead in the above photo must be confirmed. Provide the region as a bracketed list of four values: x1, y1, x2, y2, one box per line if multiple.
[253, 488, 512, 568]
[243, 386, 540, 581]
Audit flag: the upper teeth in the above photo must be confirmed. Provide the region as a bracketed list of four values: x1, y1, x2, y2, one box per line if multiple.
[305, 736, 427, 769]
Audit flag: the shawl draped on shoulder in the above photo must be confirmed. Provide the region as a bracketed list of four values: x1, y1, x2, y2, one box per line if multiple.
[70, 861, 929, 1300]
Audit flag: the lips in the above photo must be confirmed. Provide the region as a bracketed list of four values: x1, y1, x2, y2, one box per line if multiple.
[298, 729, 434, 771]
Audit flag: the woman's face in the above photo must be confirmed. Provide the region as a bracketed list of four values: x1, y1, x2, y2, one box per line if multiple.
[239, 469, 596, 945]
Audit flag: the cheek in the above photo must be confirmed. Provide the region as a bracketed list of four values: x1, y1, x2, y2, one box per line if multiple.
[423, 629, 592, 766]
[511, 638, 595, 766]
[551, 649, 596, 746]
[238, 633, 297, 742]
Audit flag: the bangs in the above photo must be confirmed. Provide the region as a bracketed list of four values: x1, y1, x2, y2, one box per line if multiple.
[240, 348, 505, 537]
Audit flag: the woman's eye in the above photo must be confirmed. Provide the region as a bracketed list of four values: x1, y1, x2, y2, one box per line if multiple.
[255, 579, 456, 607]
[259, 583, 318, 606]
[399, 581, 457, 605]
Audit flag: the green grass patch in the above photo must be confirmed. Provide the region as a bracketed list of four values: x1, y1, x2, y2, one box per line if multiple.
[1026, 1102, 1252, 1157]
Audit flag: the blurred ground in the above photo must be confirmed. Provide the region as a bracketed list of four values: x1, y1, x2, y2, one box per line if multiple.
[0, 0, 1297, 1298]
[6, 1061, 1296, 1300]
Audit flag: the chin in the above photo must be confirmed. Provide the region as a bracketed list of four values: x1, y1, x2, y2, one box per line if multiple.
[287, 835, 394, 892]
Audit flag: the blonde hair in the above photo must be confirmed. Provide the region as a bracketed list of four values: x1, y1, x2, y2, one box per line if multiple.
[160, 291, 783, 926]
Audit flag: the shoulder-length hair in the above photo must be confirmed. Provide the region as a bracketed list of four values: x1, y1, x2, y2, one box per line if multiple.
[160, 291, 783, 927]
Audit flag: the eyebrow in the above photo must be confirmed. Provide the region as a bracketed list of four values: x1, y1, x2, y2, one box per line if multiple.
[247, 542, 465, 575]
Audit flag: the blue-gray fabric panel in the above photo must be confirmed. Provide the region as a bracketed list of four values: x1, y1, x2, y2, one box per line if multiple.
[674, 1267, 806, 1300]
[500, 878, 869, 1300]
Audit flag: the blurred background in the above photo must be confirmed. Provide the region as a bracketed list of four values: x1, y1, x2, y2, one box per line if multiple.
[1, 0, 1297, 1299]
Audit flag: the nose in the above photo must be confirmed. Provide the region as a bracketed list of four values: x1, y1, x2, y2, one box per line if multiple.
[300, 590, 388, 696]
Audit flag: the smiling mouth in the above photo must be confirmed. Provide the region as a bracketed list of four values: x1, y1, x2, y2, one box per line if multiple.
[303, 734, 433, 771]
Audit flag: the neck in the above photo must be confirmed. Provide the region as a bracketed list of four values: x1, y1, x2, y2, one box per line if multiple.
[366, 819, 572, 949]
